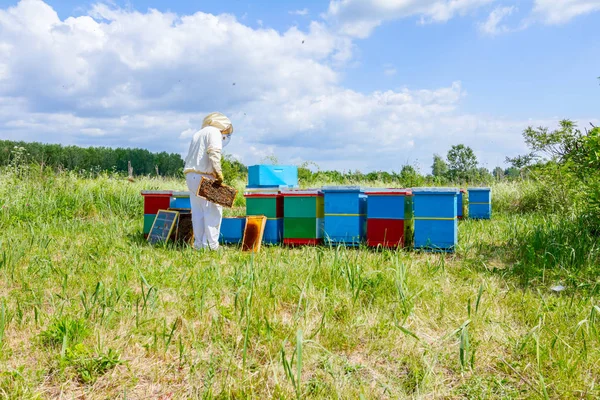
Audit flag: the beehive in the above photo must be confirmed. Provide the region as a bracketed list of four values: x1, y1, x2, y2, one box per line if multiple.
[457, 189, 466, 219]
[247, 165, 298, 188]
[468, 187, 492, 219]
[282, 189, 324, 246]
[245, 191, 284, 218]
[322, 186, 366, 246]
[141, 190, 172, 237]
[263, 219, 283, 244]
[411, 187, 459, 252]
[170, 191, 191, 209]
[220, 217, 246, 244]
[365, 189, 413, 248]
[244, 190, 284, 244]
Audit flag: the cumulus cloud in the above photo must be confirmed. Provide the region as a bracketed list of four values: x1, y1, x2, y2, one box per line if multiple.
[325, 0, 496, 38]
[532, 0, 600, 24]
[0, 0, 574, 172]
[478, 6, 516, 35]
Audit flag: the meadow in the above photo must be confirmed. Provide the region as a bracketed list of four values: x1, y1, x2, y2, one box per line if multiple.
[1, 168, 599, 399]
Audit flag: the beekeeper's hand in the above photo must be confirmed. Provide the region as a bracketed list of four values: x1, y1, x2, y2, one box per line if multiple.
[214, 171, 224, 186]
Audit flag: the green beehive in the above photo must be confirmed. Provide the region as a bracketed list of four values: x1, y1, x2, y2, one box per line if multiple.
[143, 214, 156, 235]
[284, 218, 324, 239]
[245, 194, 283, 218]
[282, 190, 324, 242]
[284, 195, 324, 218]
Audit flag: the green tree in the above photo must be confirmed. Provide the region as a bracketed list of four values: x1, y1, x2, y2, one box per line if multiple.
[476, 167, 493, 183]
[504, 167, 520, 180]
[399, 165, 424, 187]
[446, 144, 478, 182]
[0, 140, 184, 176]
[493, 166, 504, 180]
[431, 154, 448, 177]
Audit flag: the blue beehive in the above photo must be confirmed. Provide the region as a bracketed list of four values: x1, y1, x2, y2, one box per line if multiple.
[366, 189, 411, 220]
[170, 191, 191, 209]
[248, 165, 298, 188]
[322, 186, 366, 246]
[263, 218, 283, 244]
[468, 187, 492, 219]
[412, 187, 459, 252]
[220, 217, 246, 244]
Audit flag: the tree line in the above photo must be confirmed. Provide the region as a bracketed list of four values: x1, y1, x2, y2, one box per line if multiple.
[296, 144, 515, 187]
[0, 140, 247, 179]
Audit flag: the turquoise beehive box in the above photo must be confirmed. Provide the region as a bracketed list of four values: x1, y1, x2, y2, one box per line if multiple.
[247, 165, 298, 188]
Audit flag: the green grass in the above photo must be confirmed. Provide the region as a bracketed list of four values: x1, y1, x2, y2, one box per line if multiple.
[0, 169, 599, 398]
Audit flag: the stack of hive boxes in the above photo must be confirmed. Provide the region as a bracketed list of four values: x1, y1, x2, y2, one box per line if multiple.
[244, 189, 284, 244]
[412, 187, 459, 252]
[141, 190, 173, 238]
[322, 187, 367, 246]
[282, 189, 324, 245]
[468, 187, 492, 219]
[365, 189, 413, 248]
[240, 165, 299, 245]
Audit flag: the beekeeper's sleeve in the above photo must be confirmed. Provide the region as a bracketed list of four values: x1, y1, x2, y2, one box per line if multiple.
[206, 128, 223, 177]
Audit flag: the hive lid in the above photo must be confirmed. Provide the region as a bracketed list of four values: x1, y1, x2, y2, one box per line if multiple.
[244, 191, 281, 197]
[281, 188, 323, 196]
[467, 187, 492, 191]
[321, 186, 363, 193]
[141, 190, 173, 196]
[171, 191, 191, 197]
[246, 185, 297, 189]
[364, 188, 412, 195]
[248, 164, 297, 169]
[411, 187, 460, 195]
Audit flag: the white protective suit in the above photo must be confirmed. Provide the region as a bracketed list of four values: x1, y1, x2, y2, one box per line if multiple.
[184, 112, 233, 250]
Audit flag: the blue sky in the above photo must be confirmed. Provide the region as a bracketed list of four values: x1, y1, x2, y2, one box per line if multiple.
[0, 0, 598, 173]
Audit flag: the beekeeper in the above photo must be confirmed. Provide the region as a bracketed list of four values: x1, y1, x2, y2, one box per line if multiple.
[184, 112, 233, 250]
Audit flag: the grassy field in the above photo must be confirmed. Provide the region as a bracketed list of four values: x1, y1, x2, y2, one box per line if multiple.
[1, 169, 599, 399]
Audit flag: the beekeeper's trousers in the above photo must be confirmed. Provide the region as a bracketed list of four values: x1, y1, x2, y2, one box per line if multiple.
[186, 173, 222, 250]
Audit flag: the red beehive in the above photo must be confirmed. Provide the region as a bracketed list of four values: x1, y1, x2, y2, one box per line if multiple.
[366, 219, 405, 248]
[141, 191, 172, 214]
[283, 238, 322, 246]
[365, 189, 412, 249]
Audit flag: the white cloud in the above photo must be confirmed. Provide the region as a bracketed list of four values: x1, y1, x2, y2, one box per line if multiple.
[533, 0, 600, 24]
[478, 6, 516, 35]
[0, 0, 583, 172]
[383, 63, 397, 76]
[289, 9, 309, 16]
[384, 68, 397, 76]
[325, 0, 496, 38]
